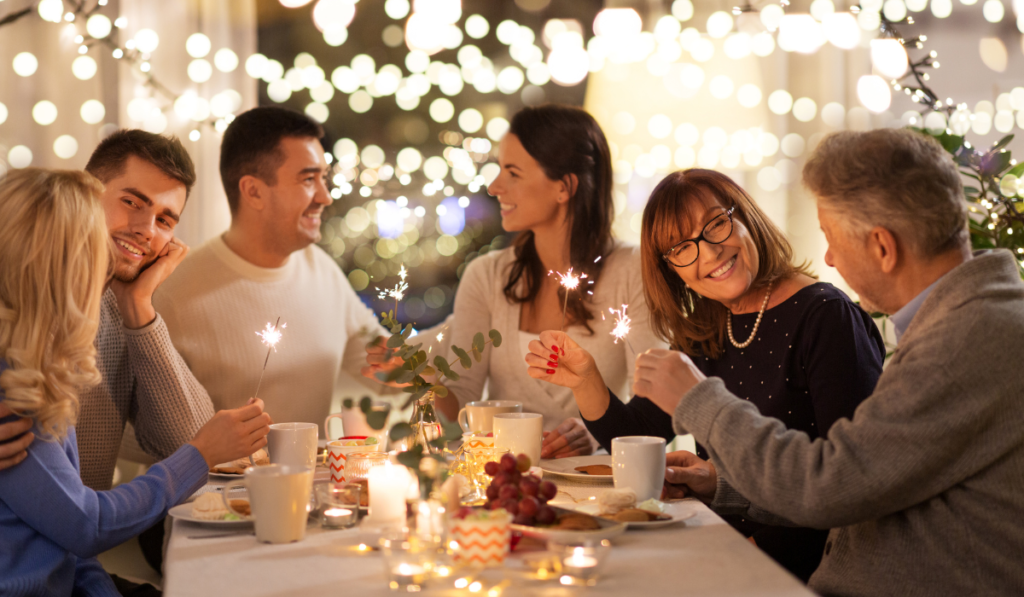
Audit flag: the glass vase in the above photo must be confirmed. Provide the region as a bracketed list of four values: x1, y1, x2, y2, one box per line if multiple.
[395, 392, 443, 454]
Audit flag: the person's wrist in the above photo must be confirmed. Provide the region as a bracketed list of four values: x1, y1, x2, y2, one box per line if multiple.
[120, 294, 156, 329]
[188, 440, 216, 469]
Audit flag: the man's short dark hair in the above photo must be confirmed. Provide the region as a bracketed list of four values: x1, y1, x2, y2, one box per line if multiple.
[85, 129, 196, 198]
[219, 106, 324, 214]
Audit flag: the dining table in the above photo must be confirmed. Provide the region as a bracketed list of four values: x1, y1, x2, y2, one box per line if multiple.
[164, 462, 816, 597]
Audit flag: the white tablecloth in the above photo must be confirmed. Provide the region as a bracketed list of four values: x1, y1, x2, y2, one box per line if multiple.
[164, 470, 814, 597]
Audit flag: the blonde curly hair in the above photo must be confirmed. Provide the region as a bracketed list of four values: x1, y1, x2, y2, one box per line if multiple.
[0, 169, 109, 440]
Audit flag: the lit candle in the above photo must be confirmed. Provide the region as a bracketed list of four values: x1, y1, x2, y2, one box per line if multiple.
[564, 547, 598, 569]
[321, 507, 354, 529]
[367, 461, 410, 524]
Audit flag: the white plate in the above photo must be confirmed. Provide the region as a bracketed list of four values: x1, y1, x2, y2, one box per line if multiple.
[511, 506, 627, 543]
[168, 502, 253, 527]
[539, 455, 613, 482]
[571, 502, 695, 529]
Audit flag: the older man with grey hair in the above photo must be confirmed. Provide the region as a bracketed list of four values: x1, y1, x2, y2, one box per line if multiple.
[636, 128, 1024, 596]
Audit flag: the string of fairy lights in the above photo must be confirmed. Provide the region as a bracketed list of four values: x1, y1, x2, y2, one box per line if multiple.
[2, 0, 1023, 309]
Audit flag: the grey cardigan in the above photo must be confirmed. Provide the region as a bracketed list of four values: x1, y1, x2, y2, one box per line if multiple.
[672, 250, 1024, 597]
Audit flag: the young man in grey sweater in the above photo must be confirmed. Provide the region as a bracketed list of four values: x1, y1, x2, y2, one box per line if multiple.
[640, 129, 1024, 596]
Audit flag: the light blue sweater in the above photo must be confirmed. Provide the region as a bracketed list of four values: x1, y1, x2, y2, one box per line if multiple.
[0, 369, 209, 596]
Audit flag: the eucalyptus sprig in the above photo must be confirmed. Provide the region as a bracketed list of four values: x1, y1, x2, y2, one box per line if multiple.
[372, 309, 502, 411]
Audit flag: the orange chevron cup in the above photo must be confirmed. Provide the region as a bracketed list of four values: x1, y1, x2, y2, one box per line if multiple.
[451, 509, 512, 567]
[326, 436, 382, 483]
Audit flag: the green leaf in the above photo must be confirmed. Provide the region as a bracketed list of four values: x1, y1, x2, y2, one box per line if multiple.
[342, 398, 353, 409]
[440, 420, 463, 442]
[397, 445, 423, 469]
[396, 369, 417, 384]
[472, 332, 485, 353]
[451, 345, 472, 369]
[472, 347, 482, 363]
[1008, 162, 1024, 178]
[980, 150, 1013, 177]
[386, 332, 406, 349]
[402, 323, 414, 339]
[489, 329, 503, 348]
[359, 397, 372, 413]
[991, 134, 1014, 153]
[430, 384, 449, 397]
[389, 423, 415, 441]
[421, 365, 436, 379]
[366, 410, 388, 430]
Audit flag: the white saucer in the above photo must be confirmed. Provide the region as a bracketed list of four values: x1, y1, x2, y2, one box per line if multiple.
[168, 502, 253, 527]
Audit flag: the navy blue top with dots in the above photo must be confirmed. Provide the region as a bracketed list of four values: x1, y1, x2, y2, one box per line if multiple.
[585, 282, 885, 454]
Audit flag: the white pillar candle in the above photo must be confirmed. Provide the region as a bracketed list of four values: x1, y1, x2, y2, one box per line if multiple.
[368, 461, 409, 523]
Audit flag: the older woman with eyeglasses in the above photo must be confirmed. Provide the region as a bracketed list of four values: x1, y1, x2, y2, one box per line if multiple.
[525, 169, 885, 582]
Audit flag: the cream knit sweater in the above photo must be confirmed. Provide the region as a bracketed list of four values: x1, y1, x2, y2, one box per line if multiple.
[154, 236, 387, 438]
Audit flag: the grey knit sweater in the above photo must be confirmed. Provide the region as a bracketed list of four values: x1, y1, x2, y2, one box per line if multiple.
[673, 250, 1024, 597]
[76, 289, 214, 490]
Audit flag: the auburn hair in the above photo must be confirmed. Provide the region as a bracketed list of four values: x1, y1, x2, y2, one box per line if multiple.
[641, 169, 813, 358]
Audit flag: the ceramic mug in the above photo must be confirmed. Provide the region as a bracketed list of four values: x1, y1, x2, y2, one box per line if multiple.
[611, 436, 667, 502]
[223, 464, 314, 544]
[457, 401, 523, 434]
[324, 401, 390, 443]
[493, 413, 543, 465]
[326, 436, 382, 483]
[267, 422, 318, 469]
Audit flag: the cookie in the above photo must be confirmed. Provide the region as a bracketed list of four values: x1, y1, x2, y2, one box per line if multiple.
[573, 464, 612, 476]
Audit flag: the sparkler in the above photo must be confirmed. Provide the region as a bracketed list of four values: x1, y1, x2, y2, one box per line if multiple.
[253, 317, 286, 399]
[608, 304, 635, 353]
[549, 268, 586, 332]
[376, 264, 409, 315]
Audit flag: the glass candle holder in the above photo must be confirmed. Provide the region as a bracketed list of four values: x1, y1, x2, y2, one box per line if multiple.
[549, 539, 612, 587]
[380, 533, 437, 592]
[314, 482, 361, 529]
[344, 451, 389, 508]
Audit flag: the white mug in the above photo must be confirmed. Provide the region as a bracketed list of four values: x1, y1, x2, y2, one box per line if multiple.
[324, 402, 390, 443]
[611, 436, 667, 502]
[493, 413, 543, 466]
[267, 422, 318, 469]
[223, 464, 314, 544]
[457, 401, 523, 434]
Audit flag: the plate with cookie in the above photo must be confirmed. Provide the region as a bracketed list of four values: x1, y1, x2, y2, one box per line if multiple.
[511, 506, 627, 542]
[573, 488, 696, 529]
[209, 449, 270, 479]
[539, 455, 614, 482]
[169, 493, 253, 527]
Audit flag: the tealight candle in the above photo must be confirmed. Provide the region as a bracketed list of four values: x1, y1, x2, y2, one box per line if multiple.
[388, 562, 428, 592]
[564, 547, 598, 569]
[321, 507, 354, 529]
[368, 462, 410, 525]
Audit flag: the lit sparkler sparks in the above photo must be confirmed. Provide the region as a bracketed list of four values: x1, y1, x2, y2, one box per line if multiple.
[376, 264, 410, 314]
[609, 304, 632, 345]
[253, 317, 286, 399]
[549, 268, 587, 332]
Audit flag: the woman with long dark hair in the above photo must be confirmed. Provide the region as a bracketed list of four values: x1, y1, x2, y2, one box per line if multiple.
[525, 169, 885, 579]
[366, 105, 666, 457]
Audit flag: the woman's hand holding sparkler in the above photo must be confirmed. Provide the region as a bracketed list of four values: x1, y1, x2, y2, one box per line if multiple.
[526, 330, 616, 425]
[189, 398, 273, 469]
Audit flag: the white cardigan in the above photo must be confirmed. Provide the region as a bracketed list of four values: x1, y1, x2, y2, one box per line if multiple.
[429, 242, 668, 432]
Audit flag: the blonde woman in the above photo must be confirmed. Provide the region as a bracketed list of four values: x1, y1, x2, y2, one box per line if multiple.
[0, 169, 270, 597]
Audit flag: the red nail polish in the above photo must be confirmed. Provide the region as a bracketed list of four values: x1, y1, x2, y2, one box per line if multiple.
[546, 369, 555, 374]
[547, 361, 556, 367]
[550, 353, 558, 361]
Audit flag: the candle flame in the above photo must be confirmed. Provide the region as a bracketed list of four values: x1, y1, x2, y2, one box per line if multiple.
[609, 304, 631, 344]
[256, 321, 287, 350]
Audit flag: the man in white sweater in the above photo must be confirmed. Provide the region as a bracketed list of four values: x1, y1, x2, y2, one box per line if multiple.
[155, 107, 387, 438]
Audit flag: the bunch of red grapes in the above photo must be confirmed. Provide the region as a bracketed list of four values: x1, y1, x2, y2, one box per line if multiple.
[483, 453, 559, 525]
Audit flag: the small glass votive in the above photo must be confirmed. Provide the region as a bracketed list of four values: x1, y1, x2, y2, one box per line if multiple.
[381, 533, 436, 592]
[314, 482, 361, 529]
[549, 539, 612, 587]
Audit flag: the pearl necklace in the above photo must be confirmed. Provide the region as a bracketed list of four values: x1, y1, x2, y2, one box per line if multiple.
[726, 285, 773, 349]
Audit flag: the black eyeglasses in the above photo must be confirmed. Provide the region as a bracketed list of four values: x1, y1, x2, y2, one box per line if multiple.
[661, 207, 735, 268]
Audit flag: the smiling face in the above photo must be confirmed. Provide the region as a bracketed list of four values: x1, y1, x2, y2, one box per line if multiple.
[666, 195, 760, 308]
[99, 155, 185, 282]
[487, 133, 568, 233]
[262, 136, 331, 253]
